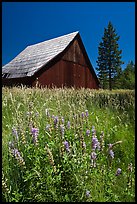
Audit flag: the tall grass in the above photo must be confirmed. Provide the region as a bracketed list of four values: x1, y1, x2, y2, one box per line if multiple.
[2, 87, 135, 202]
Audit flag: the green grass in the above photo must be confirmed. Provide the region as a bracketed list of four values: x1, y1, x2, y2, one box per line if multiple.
[2, 86, 135, 202]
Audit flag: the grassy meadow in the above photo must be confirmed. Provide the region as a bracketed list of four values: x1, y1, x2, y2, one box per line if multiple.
[2, 86, 135, 202]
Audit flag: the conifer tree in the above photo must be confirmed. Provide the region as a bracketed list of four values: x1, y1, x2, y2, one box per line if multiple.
[115, 61, 135, 89]
[96, 21, 124, 90]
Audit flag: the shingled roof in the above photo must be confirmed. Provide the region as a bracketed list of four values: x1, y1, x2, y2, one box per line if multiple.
[2, 31, 79, 79]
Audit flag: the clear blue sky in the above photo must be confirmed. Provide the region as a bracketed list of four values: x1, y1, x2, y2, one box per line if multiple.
[2, 2, 135, 73]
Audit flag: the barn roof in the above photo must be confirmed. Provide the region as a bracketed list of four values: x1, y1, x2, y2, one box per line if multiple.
[2, 31, 79, 78]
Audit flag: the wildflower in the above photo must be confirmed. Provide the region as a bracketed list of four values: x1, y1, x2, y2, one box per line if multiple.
[60, 124, 65, 136]
[9, 141, 14, 149]
[86, 129, 90, 136]
[85, 110, 89, 117]
[54, 116, 59, 127]
[31, 127, 39, 144]
[115, 168, 121, 176]
[20, 130, 26, 144]
[10, 148, 25, 166]
[64, 140, 70, 153]
[67, 121, 70, 129]
[91, 151, 97, 167]
[91, 151, 97, 160]
[12, 127, 18, 140]
[61, 117, 64, 124]
[92, 136, 100, 150]
[45, 145, 56, 173]
[45, 124, 50, 131]
[86, 190, 90, 197]
[81, 112, 85, 118]
[109, 149, 114, 159]
[108, 143, 113, 149]
[91, 126, 96, 136]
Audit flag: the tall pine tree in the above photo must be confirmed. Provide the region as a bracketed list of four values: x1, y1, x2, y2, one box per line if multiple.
[96, 21, 124, 90]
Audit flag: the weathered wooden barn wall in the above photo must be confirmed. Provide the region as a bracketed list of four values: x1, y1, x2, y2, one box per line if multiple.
[62, 38, 98, 89]
[32, 39, 99, 89]
[62, 39, 87, 66]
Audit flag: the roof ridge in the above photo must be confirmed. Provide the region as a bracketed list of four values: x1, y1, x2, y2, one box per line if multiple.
[28, 31, 79, 47]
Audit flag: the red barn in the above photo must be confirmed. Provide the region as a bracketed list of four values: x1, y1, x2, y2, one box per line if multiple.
[2, 31, 99, 89]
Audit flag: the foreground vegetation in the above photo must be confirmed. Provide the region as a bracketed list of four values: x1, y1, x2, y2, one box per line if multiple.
[2, 87, 135, 202]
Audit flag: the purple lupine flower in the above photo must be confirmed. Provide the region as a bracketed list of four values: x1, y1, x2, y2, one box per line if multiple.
[92, 136, 100, 150]
[11, 148, 25, 165]
[109, 149, 114, 159]
[61, 117, 64, 124]
[45, 124, 50, 131]
[91, 126, 96, 136]
[64, 140, 70, 152]
[67, 121, 70, 129]
[81, 112, 85, 118]
[86, 129, 90, 136]
[115, 168, 121, 176]
[12, 127, 18, 140]
[91, 151, 97, 160]
[85, 110, 89, 117]
[60, 125, 65, 136]
[91, 152, 97, 167]
[12, 148, 21, 158]
[86, 190, 90, 197]
[108, 143, 113, 149]
[54, 116, 59, 127]
[31, 127, 39, 144]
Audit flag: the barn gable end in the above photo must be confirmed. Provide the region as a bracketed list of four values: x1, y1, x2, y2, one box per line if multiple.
[62, 39, 87, 66]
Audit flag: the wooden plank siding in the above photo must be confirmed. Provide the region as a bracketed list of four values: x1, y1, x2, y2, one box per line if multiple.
[32, 60, 98, 89]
